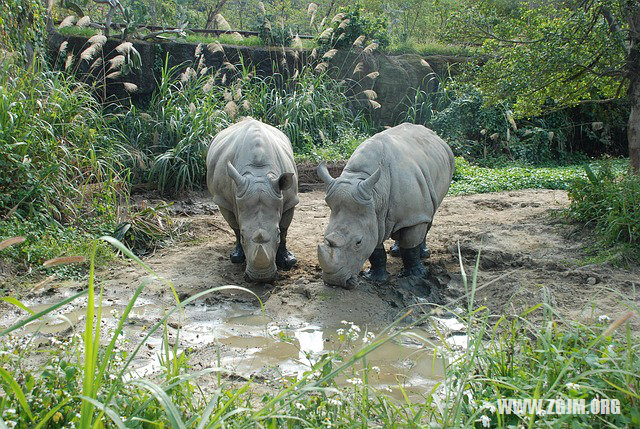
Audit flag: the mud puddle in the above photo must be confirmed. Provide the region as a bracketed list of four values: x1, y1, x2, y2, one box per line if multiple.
[2, 294, 468, 401]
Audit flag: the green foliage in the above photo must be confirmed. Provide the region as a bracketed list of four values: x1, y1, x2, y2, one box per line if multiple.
[449, 157, 623, 195]
[317, 3, 389, 50]
[442, 0, 630, 118]
[0, 0, 46, 59]
[567, 162, 640, 252]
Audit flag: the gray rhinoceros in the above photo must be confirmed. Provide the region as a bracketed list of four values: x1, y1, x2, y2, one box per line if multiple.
[206, 117, 299, 282]
[316, 123, 455, 288]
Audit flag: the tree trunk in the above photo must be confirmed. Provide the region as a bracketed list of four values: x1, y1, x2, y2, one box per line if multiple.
[627, 4, 640, 174]
[629, 76, 640, 174]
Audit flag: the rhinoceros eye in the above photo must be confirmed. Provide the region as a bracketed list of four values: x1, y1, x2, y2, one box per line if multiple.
[355, 238, 362, 246]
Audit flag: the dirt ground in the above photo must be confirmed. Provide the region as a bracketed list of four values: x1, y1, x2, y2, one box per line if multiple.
[119, 188, 640, 328]
[2, 187, 639, 387]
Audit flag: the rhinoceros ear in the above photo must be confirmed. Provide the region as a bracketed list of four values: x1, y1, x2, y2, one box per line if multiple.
[273, 172, 294, 194]
[227, 161, 248, 193]
[357, 168, 381, 200]
[316, 163, 335, 188]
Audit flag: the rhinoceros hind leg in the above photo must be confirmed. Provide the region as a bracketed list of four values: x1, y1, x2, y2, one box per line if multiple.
[390, 240, 429, 259]
[230, 229, 245, 264]
[399, 245, 427, 277]
[363, 246, 389, 283]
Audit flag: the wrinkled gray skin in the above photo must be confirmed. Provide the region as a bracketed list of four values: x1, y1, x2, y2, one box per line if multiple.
[207, 117, 299, 282]
[317, 123, 455, 288]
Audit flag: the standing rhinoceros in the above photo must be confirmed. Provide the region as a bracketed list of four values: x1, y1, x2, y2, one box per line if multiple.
[207, 117, 299, 282]
[316, 123, 454, 289]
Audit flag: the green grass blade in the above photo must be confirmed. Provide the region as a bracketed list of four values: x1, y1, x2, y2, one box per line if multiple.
[129, 379, 187, 429]
[0, 297, 35, 315]
[77, 396, 127, 429]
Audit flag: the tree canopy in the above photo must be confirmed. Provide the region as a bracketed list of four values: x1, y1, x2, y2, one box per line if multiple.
[441, 0, 639, 171]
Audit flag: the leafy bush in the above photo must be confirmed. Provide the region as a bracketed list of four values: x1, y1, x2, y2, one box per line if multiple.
[0, 64, 125, 223]
[317, 4, 390, 51]
[568, 163, 640, 249]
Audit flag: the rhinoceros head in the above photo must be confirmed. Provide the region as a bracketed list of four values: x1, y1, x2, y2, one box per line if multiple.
[227, 161, 294, 282]
[316, 164, 381, 288]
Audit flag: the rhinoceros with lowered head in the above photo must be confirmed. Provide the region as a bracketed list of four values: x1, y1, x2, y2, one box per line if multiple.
[317, 123, 455, 289]
[207, 117, 299, 282]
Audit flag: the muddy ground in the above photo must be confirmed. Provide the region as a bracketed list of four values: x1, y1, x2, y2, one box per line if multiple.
[1, 188, 639, 394]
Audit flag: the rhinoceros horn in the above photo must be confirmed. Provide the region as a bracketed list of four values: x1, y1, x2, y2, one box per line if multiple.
[357, 168, 381, 200]
[227, 161, 248, 193]
[254, 244, 270, 268]
[316, 163, 335, 188]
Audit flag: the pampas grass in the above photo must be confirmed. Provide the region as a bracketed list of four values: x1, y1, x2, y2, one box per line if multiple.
[108, 55, 125, 71]
[207, 42, 224, 54]
[362, 89, 377, 100]
[353, 62, 364, 74]
[115, 42, 133, 54]
[76, 16, 91, 28]
[366, 71, 379, 80]
[59, 15, 76, 29]
[352, 35, 366, 48]
[368, 100, 381, 109]
[322, 49, 337, 60]
[224, 100, 237, 118]
[363, 42, 378, 54]
[215, 14, 232, 31]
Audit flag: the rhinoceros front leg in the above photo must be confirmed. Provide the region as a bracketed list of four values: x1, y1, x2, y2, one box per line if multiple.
[362, 246, 389, 283]
[398, 223, 430, 277]
[219, 207, 245, 264]
[276, 207, 297, 270]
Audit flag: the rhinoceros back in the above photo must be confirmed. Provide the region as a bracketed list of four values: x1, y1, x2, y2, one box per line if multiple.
[344, 123, 454, 241]
[206, 118, 299, 215]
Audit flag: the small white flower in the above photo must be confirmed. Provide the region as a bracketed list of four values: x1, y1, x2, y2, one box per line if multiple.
[294, 402, 306, 410]
[478, 415, 491, 428]
[336, 328, 345, 336]
[341, 320, 350, 325]
[598, 315, 610, 323]
[566, 382, 581, 390]
[482, 401, 497, 413]
[371, 366, 380, 373]
[346, 377, 363, 386]
[328, 397, 342, 406]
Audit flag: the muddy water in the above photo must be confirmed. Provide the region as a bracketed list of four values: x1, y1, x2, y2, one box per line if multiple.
[2, 296, 467, 401]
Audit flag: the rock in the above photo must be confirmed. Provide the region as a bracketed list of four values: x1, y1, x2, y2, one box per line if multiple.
[586, 277, 597, 285]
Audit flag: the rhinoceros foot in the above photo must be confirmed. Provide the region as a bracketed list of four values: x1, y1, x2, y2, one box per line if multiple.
[399, 265, 428, 278]
[362, 268, 389, 283]
[391, 241, 429, 259]
[230, 243, 245, 264]
[276, 248, 297, 270]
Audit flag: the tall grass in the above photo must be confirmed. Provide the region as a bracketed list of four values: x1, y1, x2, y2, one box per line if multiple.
[119, 48, 375, 194]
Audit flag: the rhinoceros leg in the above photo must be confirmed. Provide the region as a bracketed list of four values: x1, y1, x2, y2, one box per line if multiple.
[390, 240, 429, 259]
[276, 207, 297, 270]
[220, 207, 245, 264]
[398, 223, 430, 277]
[362, 246, 389, 283]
